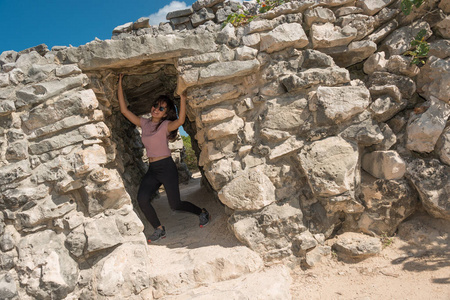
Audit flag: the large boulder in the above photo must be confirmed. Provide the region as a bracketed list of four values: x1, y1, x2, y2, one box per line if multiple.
[218, 167, 276, 211]
[406, 159, 450, 220]
[299, 136, 358, 197]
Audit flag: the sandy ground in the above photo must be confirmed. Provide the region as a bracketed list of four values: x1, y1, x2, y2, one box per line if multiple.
[148, 173, 450, 300]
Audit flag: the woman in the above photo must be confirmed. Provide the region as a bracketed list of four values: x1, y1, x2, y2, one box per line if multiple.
[117, 74, 210, 243]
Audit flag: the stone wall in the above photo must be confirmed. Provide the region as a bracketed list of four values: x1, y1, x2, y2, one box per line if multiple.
[0, 0, 449, 298]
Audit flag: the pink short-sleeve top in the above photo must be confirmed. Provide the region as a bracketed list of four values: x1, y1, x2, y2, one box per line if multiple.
[140, 118, 171, 158]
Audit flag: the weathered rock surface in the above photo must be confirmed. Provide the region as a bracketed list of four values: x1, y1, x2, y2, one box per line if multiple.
[332, 232, 382, 261]
[1, 0, 449, 298]
[406, 159, 450, 220]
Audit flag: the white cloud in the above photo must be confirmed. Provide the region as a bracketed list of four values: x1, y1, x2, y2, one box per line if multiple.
[148, 1, 189, 25]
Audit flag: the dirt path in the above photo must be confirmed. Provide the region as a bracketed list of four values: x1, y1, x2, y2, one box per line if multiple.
[148, 174, 450, 299]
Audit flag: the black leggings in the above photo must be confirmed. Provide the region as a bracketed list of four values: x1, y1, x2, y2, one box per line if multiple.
[137, 157, 202, 228]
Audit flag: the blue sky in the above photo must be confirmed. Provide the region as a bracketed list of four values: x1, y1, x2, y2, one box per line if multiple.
[0, 0, 197, 53]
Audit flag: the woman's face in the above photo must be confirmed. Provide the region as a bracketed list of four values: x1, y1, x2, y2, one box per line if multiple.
[151, 101, 168, 119]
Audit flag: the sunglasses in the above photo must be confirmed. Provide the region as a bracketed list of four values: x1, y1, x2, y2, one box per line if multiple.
[152, 103, 167, 111]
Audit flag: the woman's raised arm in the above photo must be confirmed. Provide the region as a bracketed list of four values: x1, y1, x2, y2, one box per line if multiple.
[167, 91, 186, 132]
[118, 74, 141, 127]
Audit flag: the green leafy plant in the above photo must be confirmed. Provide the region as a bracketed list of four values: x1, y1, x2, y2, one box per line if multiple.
[224, 11, 255, 27]
[401, 0, 425, 15]
[404, 29, 430, 66]
[222, 0, 289, 27]
[182, 135, 199, 173]
[380, 232, 394, 248]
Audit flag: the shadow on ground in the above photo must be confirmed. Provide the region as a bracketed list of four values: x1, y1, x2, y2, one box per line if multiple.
[143, 176, 241, 249]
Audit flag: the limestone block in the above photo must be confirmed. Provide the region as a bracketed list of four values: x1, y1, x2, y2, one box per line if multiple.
[299, 136, 358, 197]
[333, 232, 382, 261]
[190, 7, 215, 27]
[386, 55, 420, 77]
[435, 15, 450, 38]
[335, 6, 364, 17]
[0, 100, 15, 116]
[112, 22, 133, 34]
[336, 14, 376, 41]
[381, 20, 432, 56]
[0, 73, 9, 87]
[207, 116, 244, 140]
[29, 122, 110, 155]
[311, 22, 357, 49]
[165, 264, 291, 300]
[1, 63, 15, 72]
[178, 52, 221, 65]
[235, 97, 254, 115]
[269, 136, 304, 160]
[242, 33, 261, 48]
[133, 17, 150, 30]
[260, 23, 309, 53]
[55, 64, 82, 77]
[83, 168, 132, 216]
[416, 56, 450, 103]
[322, 40, 377, 67]
[166, 7, 194, 19]
[358, 173, 418, 235]
[65, 227, 86, 258]
[374, 7, 399, 26]
[235, 45, 258, 60]
[216, 23, 236, 45]
[5, 140, 28, 161]
[244, 20, 274, 35]
[8, 68, 25, 85]
[369, 95, 407, 122]
[73, 144, 108, 175]
[261, 128, 291, 142]
[356, 0, 395, 15]
[406, 159, 450, 219]
[302, 49, 336, 68]
[339, 118, 384, 146]
[68, 33, 217, 71]
[0, 50, 18, 66]
[229, 201, 305, 256]
[0, 273, 17, 299]
[92, 243, 151, 298]
[428, 40, 450, 59]
[305, 246, 331, 267]
[292, 230, 318, 255]
[16, 230, 79, 299]
[201, 107, 235, 124]
[196, 59, 260, 86]
[193, 0, 224, 11]
[204, 158, 234, 190]
[368, 72, 416, 99]
[436, 127, 450, 165]
[259, 0, 316, 20]
[319, 0, 355, 7]
[17, 195, 77, 228]
[15, 51, 47, 74]
[1, 183, 48, 210]
[366, 19, 398, 44]
[304, 7, 336, 28]
[0, 160, 31, 186]
[281, 67, 350, 92]
[30, 110, 104, 139]
[15, 74, 88, 108]
[0, 253, 15, 270]
[219, 167, 276, 211]
[363, 52, 387, 75]
[262, 96, 309, 131]
[27, 64, 57, 83]
[84, 216, 124, 253]
[311, 85, 371, 124]
[374, 123, 397, 151]
[406, 97, 450, 153]
[362, 150, 406, 179]
[0, 232, 14, 252]
[115, 205, 145, 236]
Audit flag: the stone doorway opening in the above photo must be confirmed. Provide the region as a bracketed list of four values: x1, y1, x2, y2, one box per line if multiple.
[97, 63, 205, 231]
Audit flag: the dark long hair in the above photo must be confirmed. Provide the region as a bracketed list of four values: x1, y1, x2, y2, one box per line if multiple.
[153, 95, 178, 141]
